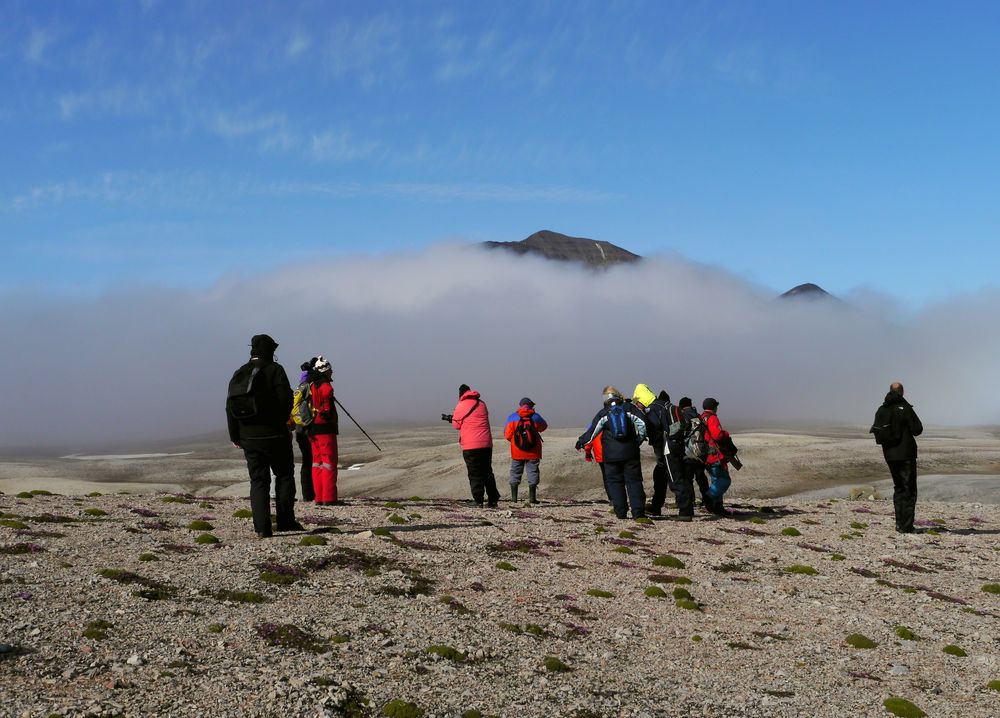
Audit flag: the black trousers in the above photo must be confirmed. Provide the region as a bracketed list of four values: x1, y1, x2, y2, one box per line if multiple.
[295, 431, 315, 501]
[675, 460, 706, 517]
[462, 447, 500, 505]
[605, 458, 646, 519]
[242, 435, 296, 535]
[887, 459, 918, 532]
[649, 450, 669, 512]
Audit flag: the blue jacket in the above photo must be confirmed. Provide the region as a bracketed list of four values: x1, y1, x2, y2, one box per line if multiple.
[576, 400, 648, 463]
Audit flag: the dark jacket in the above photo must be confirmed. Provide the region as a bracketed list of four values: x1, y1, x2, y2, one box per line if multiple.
[577, 400, 648, 463]
[644, 398, 669, 456]
[873, 392, 923, 461]
[226, 359, 293, 443]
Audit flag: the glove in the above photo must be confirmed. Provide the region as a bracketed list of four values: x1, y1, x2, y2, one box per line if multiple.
[574, 439, 583, 451]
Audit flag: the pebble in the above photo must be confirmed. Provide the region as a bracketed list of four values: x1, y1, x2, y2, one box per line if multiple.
[889, 664, 910, 676]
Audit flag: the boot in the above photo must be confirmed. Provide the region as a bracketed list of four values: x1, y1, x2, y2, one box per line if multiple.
[511, 485, 518, 502]
[528, 485, 539, 504]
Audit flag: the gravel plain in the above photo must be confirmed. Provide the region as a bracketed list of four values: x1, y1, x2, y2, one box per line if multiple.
[2, 490, 999, 718]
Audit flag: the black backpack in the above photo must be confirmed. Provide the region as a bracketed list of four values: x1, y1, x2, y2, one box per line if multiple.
[226, 365, 257, 420]
[512, 415, 541, 451]
[871, 404, 903, 445]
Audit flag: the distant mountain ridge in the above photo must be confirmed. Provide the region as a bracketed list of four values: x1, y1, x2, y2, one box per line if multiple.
[483, 230, 836, 300]
[482, 230, 640, 268]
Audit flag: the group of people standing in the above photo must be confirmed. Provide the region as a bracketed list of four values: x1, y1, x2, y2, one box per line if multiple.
[574, 385, 736, 521]
[226, 334, 925, 539]
[226, 335, 341, 539]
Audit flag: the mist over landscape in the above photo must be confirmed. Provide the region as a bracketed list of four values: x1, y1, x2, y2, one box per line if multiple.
[2, 243, 998, 451]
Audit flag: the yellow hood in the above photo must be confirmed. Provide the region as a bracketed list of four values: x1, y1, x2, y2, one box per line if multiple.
[633, 383, 656, 408]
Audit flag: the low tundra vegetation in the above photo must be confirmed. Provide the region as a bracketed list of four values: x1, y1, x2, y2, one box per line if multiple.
[844, 633, 877, 649]
[653, 554, 685, 569]
[883, 697, 926, 718]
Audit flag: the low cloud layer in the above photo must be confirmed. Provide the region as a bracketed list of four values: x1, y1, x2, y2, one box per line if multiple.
[2, 245, 997, 451]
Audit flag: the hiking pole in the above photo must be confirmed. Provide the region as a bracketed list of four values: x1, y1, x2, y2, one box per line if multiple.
[334, 397, 382, 451]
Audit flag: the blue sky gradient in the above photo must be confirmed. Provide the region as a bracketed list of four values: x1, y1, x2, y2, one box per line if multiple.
[3, 0, 999, 304]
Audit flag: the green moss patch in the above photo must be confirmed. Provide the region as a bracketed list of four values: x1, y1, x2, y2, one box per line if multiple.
[384, 501, 404, 508]
[648, 573, 692, 585]
[82, 619, 113, 640]
[439, 596, 472, 615]
[883, 697, 926, 717]
[543, 656, 571, 672]
[987, 680, 1000, 692]
[942, 644, 967, 657]
[749, 517, 766, 524]
[138, 553, 158, 562]
[783, 564, 818, 575]
[15, 492, 34, 499]
[830, 554, 846, 561]
[634, 517, 653, 524]
[232, 509, 253, 519]
[586, 588, 614, 598]
[187, 520, 213, 531]
[207, 623, 225, 633]
[495, 561, 516, 571]
[780, 527, 802, 536]
[212, 589, 268, 604]
[981, 583, 1000, 594]
[299, 535, 328, 546]
[426, 645, 465, 663]
[257, 622, 329, 653]
[894, 625, 920, 641]
[613, 546, 634, 554]
[194, 533, 219, 544]
[675, 598, 700, 611]
[844, 633, 877, 649]
[672, 586, 693, 601]
[618, 530, 638, 539]
[0, 519, 30, 529]
[387, 513, 408, 525]
[644, 586, 668, 598]
[653, 554, 685, 569]
[373, 527, 393, 537]
[382, 699, 423, 718]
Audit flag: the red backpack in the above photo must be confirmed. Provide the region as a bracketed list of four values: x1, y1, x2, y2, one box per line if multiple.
[512, 415, 541, 450]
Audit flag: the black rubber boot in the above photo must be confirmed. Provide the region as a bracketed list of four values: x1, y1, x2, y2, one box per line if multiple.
[511, 485, 518, 502]
[529, 485, 539, 504]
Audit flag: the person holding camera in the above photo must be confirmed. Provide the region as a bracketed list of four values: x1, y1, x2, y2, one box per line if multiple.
[446, 384, 501, 508]
[701, 397, 739, 516]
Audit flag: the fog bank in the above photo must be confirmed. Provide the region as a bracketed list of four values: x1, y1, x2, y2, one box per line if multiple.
[2, 245, 997, 449]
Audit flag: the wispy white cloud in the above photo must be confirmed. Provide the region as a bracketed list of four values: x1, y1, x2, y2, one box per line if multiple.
[285, 29, 311, 59]
[25, 26, 57, 63]
[309, 129, 380, 161]
[3, 172, 619, 212]
[57, 85, 153, 121]
[322, 14, 405, 87]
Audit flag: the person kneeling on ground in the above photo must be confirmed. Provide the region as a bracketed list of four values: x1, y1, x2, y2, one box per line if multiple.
[451, 384, 501, 508]
[576, 386, 648, 520]
[504, 397, 548, 504]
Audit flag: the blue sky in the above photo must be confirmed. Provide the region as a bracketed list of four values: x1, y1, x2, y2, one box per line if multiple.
[2, 0, 999, 305]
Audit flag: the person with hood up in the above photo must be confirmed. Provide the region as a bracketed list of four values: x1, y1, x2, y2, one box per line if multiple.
[576, 386, 648, 519]
[701, 397, 733, 516]
[870, 382, 924, 533]
[226, 334, 302, 538]
[451, 384, 501, 508]
[308, 356, 340, 506]
[503, 397, 548, 504]
[633, 384, 670, 516]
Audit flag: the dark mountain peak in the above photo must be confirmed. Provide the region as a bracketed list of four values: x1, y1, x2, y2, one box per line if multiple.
[482, 230, 641, 268]
[780, 283, 838, 301]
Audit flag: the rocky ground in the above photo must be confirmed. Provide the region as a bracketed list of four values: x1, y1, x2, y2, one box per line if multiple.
[2, 490, 999, 718]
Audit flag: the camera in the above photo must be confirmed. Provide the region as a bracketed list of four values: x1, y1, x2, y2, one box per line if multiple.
[441, 413, 453, 422]
[729, 455, 743, 471]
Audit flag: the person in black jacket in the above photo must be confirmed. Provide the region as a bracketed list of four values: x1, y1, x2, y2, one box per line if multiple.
[870, 382, 924, 533]
[576, 386, 648, 519]
[633, 385, 668, 516]
[226, 334, 302, 538]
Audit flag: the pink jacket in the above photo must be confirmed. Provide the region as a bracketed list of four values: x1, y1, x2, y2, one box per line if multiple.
[452, 390, 493, 450]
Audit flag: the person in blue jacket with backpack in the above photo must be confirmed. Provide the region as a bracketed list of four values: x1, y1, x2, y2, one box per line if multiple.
[575, 386, 648, 519]
[503, 397, 548, 504]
